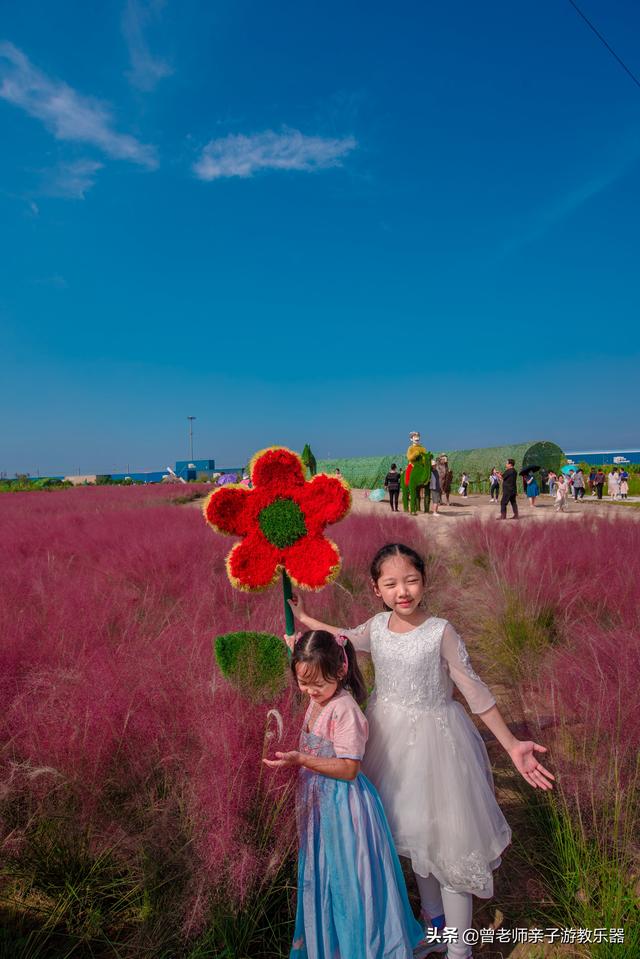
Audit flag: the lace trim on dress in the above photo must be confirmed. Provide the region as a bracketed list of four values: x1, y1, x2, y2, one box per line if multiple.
[434, 850, 493, 891]
[456, 636, 482, 683]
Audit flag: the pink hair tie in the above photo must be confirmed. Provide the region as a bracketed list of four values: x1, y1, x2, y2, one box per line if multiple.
[335, 634, 349, 671]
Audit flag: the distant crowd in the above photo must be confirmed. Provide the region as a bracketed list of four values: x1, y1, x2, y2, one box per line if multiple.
[382, 459, 631, 518]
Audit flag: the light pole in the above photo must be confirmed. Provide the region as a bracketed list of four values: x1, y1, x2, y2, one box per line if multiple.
[187, 416, 196, 462]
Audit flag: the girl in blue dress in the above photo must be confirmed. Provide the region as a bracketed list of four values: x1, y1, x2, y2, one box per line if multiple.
[264, 629, 424, 959]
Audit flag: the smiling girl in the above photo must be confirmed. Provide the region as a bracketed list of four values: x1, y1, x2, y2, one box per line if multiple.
[264, 628, 423, 958]
[287, 543, 554, 959]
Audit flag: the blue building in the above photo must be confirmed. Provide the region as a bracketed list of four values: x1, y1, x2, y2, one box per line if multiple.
[174, 459, 243, 480]
[174, 458, 216, 480]
[565, 449, 640, 466]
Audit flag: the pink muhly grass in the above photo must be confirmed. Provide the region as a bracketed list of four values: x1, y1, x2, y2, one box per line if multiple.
[449, 514, 640, 636]
[542, 624, 640, 785]
[0, 487, 299, 930]
[445, 513, 640, 825]
[0, 488, 426, 936]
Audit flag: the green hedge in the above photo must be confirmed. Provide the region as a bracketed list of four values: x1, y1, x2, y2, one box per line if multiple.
[316, 441, 564, 490]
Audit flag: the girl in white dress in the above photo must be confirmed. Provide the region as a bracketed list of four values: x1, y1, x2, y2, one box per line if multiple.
[288, 543, 554, 959]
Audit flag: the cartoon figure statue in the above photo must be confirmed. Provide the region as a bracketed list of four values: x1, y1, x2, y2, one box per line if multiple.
[401, 431, 433, 514]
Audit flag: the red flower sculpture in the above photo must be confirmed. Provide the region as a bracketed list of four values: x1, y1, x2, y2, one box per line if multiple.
[203, 447, 351, 591]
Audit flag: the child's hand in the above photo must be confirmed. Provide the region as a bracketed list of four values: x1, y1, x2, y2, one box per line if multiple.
[509, 741, 555, 790]
[283, 632, 302, 652]
[263, 750, 303, 770]
[288, 594, 306, 620]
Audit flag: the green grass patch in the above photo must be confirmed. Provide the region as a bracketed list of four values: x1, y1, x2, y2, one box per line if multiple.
[480, 594, 560, 681]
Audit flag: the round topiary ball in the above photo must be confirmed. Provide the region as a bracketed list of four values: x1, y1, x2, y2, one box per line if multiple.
[214, 631, 289, 702]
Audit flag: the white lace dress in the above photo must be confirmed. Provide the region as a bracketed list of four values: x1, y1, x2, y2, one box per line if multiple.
[344, 613, 512, 897]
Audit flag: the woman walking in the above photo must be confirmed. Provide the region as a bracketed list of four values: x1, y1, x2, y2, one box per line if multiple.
[489, 468, 501, 503]
[429, 460, 441, 516]
[525, 471, 539, 507]
[437, 456, 453, 506]
[384, 463, 401, 512]
[572, 468, 585, 501]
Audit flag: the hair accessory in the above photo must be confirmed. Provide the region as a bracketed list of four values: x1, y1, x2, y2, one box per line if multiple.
[335, 634, 349, 671]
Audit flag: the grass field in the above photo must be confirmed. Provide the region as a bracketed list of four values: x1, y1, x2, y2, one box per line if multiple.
[1, 486, 638, 957]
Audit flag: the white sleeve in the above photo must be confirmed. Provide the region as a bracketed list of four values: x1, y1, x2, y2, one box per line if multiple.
[341, 616, 374, 653]
[440, 623, 495, 714]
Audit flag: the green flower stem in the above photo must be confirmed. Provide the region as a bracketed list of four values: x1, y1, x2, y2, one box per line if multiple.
[282, 569, 294, 639]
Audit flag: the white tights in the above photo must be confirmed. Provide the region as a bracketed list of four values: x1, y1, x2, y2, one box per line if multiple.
[415, 872, 473, 959]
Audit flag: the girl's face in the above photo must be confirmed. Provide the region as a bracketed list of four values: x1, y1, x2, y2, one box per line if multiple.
[373, 555, 425, 617]
[295, 662, 340, 706]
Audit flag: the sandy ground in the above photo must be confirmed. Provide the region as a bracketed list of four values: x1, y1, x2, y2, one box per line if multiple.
[349, 488, 639, 545]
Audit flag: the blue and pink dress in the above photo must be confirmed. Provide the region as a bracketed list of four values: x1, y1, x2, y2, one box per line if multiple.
[291, 687, 423, 959]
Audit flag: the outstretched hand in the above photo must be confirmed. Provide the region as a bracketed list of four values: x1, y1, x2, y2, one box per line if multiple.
[263, 750, 302, 770]
[509, 741, 555, 790]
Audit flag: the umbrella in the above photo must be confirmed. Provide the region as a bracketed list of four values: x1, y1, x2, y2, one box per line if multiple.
[560, 464, 577, 475]
[216, 473, 238, 486]
[518, 464, 540, 476]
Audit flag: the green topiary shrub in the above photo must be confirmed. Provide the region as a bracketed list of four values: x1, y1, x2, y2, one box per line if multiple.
[214, 631, 289, 701]
[301, 444, 317, 477]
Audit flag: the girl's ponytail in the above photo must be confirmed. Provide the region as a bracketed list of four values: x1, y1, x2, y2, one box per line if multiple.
[341, 636, 367, 706]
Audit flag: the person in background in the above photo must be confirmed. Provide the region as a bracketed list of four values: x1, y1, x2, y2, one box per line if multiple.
[572, 468, 585, 501]
[525, 470, 540, 507]
[555, 474, 569, 512]
[334, 468, 342, 478]
[499, 458, 519, 519]
[588, 468, 596, 496]
[384, 463, 401, 512]
[429, 460, 441, 516]
[594, 469, 605, 500]
[459, 472, 469, 497]
[608, 468, 620, 500]
[489, 468, 501, 503]
[547, 470, 557, 497]
[438, 455, 454, 506]
[539, 469, 549, 495]
[620, 470, 629, 500]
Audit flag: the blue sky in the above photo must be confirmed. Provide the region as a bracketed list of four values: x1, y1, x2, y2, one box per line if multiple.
[1, 0, 639, 475]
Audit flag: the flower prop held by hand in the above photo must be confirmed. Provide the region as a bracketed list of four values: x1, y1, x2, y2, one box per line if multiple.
[203, 447, 351, 591]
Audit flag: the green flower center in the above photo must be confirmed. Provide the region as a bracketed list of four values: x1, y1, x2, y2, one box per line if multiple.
[259, 497, 307, 548]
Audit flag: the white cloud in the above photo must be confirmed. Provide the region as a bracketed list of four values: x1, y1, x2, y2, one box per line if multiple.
[0, 42, 158, 168]
[193, 128, 357, 181]
[45, 159, 104, 199]
[122, 0, 173, 92]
